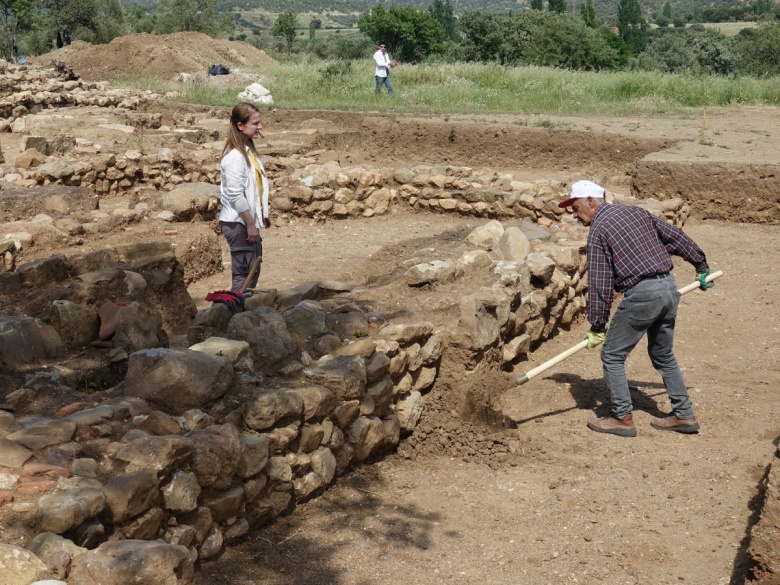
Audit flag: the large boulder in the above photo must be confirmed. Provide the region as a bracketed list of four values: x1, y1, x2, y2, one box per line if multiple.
[465, 220, 504, 250]
[67, 540, 194, 585]
[161, 471, 201, 513]
[282, 301, 329, 344]
[303, 355, 367, 401]
[103, 471, 160, 524]
[0, 543, 50, 585]
[112, 302, 168, 352]
[161, 183, 219, 221]
[186, 424, 242, 490]
[37, 487, 106, 534]
[494, 227, 531, 262]
[115, 435, 194, 477]
[243, 389, 304, 432]
[124, 348, 233, 413]
[49, 300, 99, 349]
[0, 316, 63, 372]
[227, 306, 297, 374]
[454, 289, 512, 351]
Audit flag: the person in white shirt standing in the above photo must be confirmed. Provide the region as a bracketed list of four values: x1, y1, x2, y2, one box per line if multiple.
[373, 42, 397, 96]
[219, 102, 270, 292]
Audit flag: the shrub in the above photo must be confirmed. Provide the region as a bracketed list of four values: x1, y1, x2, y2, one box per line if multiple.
[459, 11, 619, 71]
[319, 60, 353, 84]
[732, 21, 780, 76]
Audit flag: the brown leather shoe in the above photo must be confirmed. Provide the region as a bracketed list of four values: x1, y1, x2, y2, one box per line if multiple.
[587, 413, 637, 437]
[650, 415, 700, 434]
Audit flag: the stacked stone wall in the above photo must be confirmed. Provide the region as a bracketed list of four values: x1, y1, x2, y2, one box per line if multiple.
[0, 60, 692, 584]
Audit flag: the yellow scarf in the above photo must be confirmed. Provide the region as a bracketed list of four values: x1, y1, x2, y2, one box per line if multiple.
[248, 150, 266, 200]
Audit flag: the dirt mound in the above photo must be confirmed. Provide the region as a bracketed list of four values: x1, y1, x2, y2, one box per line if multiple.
[33, 32, 278, 81]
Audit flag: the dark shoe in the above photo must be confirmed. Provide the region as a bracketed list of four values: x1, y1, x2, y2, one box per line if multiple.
[650, 415, 700, 434]
[587, 413, 637, 437]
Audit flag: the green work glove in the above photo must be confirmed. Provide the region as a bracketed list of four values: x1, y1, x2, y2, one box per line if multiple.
[697, 269, 714, 291]
[585, 330, 606, 349]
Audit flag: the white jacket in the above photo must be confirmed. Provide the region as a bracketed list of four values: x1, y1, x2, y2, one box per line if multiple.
[373, 50, 392, 78]
[219, 147, 269, 228]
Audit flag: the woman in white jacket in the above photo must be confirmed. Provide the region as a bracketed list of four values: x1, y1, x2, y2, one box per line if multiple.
[219, 103, 270, 292]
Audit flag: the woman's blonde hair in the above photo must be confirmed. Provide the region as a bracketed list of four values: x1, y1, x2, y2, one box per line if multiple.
[221, 102, 261, 165]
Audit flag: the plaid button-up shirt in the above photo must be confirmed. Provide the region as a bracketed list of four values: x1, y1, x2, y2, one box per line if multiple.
[587, 204, 708, 330]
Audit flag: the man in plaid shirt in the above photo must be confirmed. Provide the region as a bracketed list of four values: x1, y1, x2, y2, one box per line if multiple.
[559, 180, 713, 437]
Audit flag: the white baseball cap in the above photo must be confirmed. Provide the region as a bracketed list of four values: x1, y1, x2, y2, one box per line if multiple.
[558, 180, 605, 208]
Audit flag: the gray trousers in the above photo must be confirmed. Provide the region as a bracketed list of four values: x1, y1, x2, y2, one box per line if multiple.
[601, 274, 695, 420]
[220, 221, 262, 292]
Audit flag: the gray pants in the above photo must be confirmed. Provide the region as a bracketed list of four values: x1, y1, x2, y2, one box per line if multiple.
[601, 274, 695, 420]
[220, 221, 262, 292]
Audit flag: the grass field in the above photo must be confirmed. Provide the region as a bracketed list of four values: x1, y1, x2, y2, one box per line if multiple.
[121, 61, 780, 117]
[700, 21, 756, 36]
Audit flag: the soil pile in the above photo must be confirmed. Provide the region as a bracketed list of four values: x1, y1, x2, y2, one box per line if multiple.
[33, 32, 278, 81]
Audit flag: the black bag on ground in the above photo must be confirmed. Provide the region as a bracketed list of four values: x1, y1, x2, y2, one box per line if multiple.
[208, 64, 230, 76]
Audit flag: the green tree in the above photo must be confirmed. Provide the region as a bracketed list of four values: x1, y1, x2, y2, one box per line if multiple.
[308, 17, 321, 41]
[617, 0, 647, 54]
[457, 11, 503, 61]
[530, 0, 543, 10]
[273, 10, 297, 52]
[92, 0, 127, 43]
[41, 0, 97, 41]
[580, 0, 595, 28]
[754, 0, 773, 16]
[639, 28, 734, 74]
[358, 4, 444, 62]
[662, 1, 672, 19]
[156, 0, 225, 35]
[733, 20, 780, 76]
[459, 10, 617, 70]
[429, 0, 456, 40]
[548, 0, 567, 14]
[126, 2, 155, 33]
[0, 0, 34, 60]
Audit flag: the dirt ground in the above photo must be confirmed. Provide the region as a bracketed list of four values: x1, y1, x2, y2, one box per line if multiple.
[32, 32, 278, 81]
[6, 37, 780, 583]
[185, 213, 779, 585]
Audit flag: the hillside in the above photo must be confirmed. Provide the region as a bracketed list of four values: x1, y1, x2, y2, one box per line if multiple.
[123, 0, 757, 21]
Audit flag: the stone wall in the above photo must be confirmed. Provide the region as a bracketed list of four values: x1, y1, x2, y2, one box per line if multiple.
[0, 60, 692, 584]
[0, 61, 149, 130]
[3, 147, 690, 228]
[0, 246, 441, 584]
